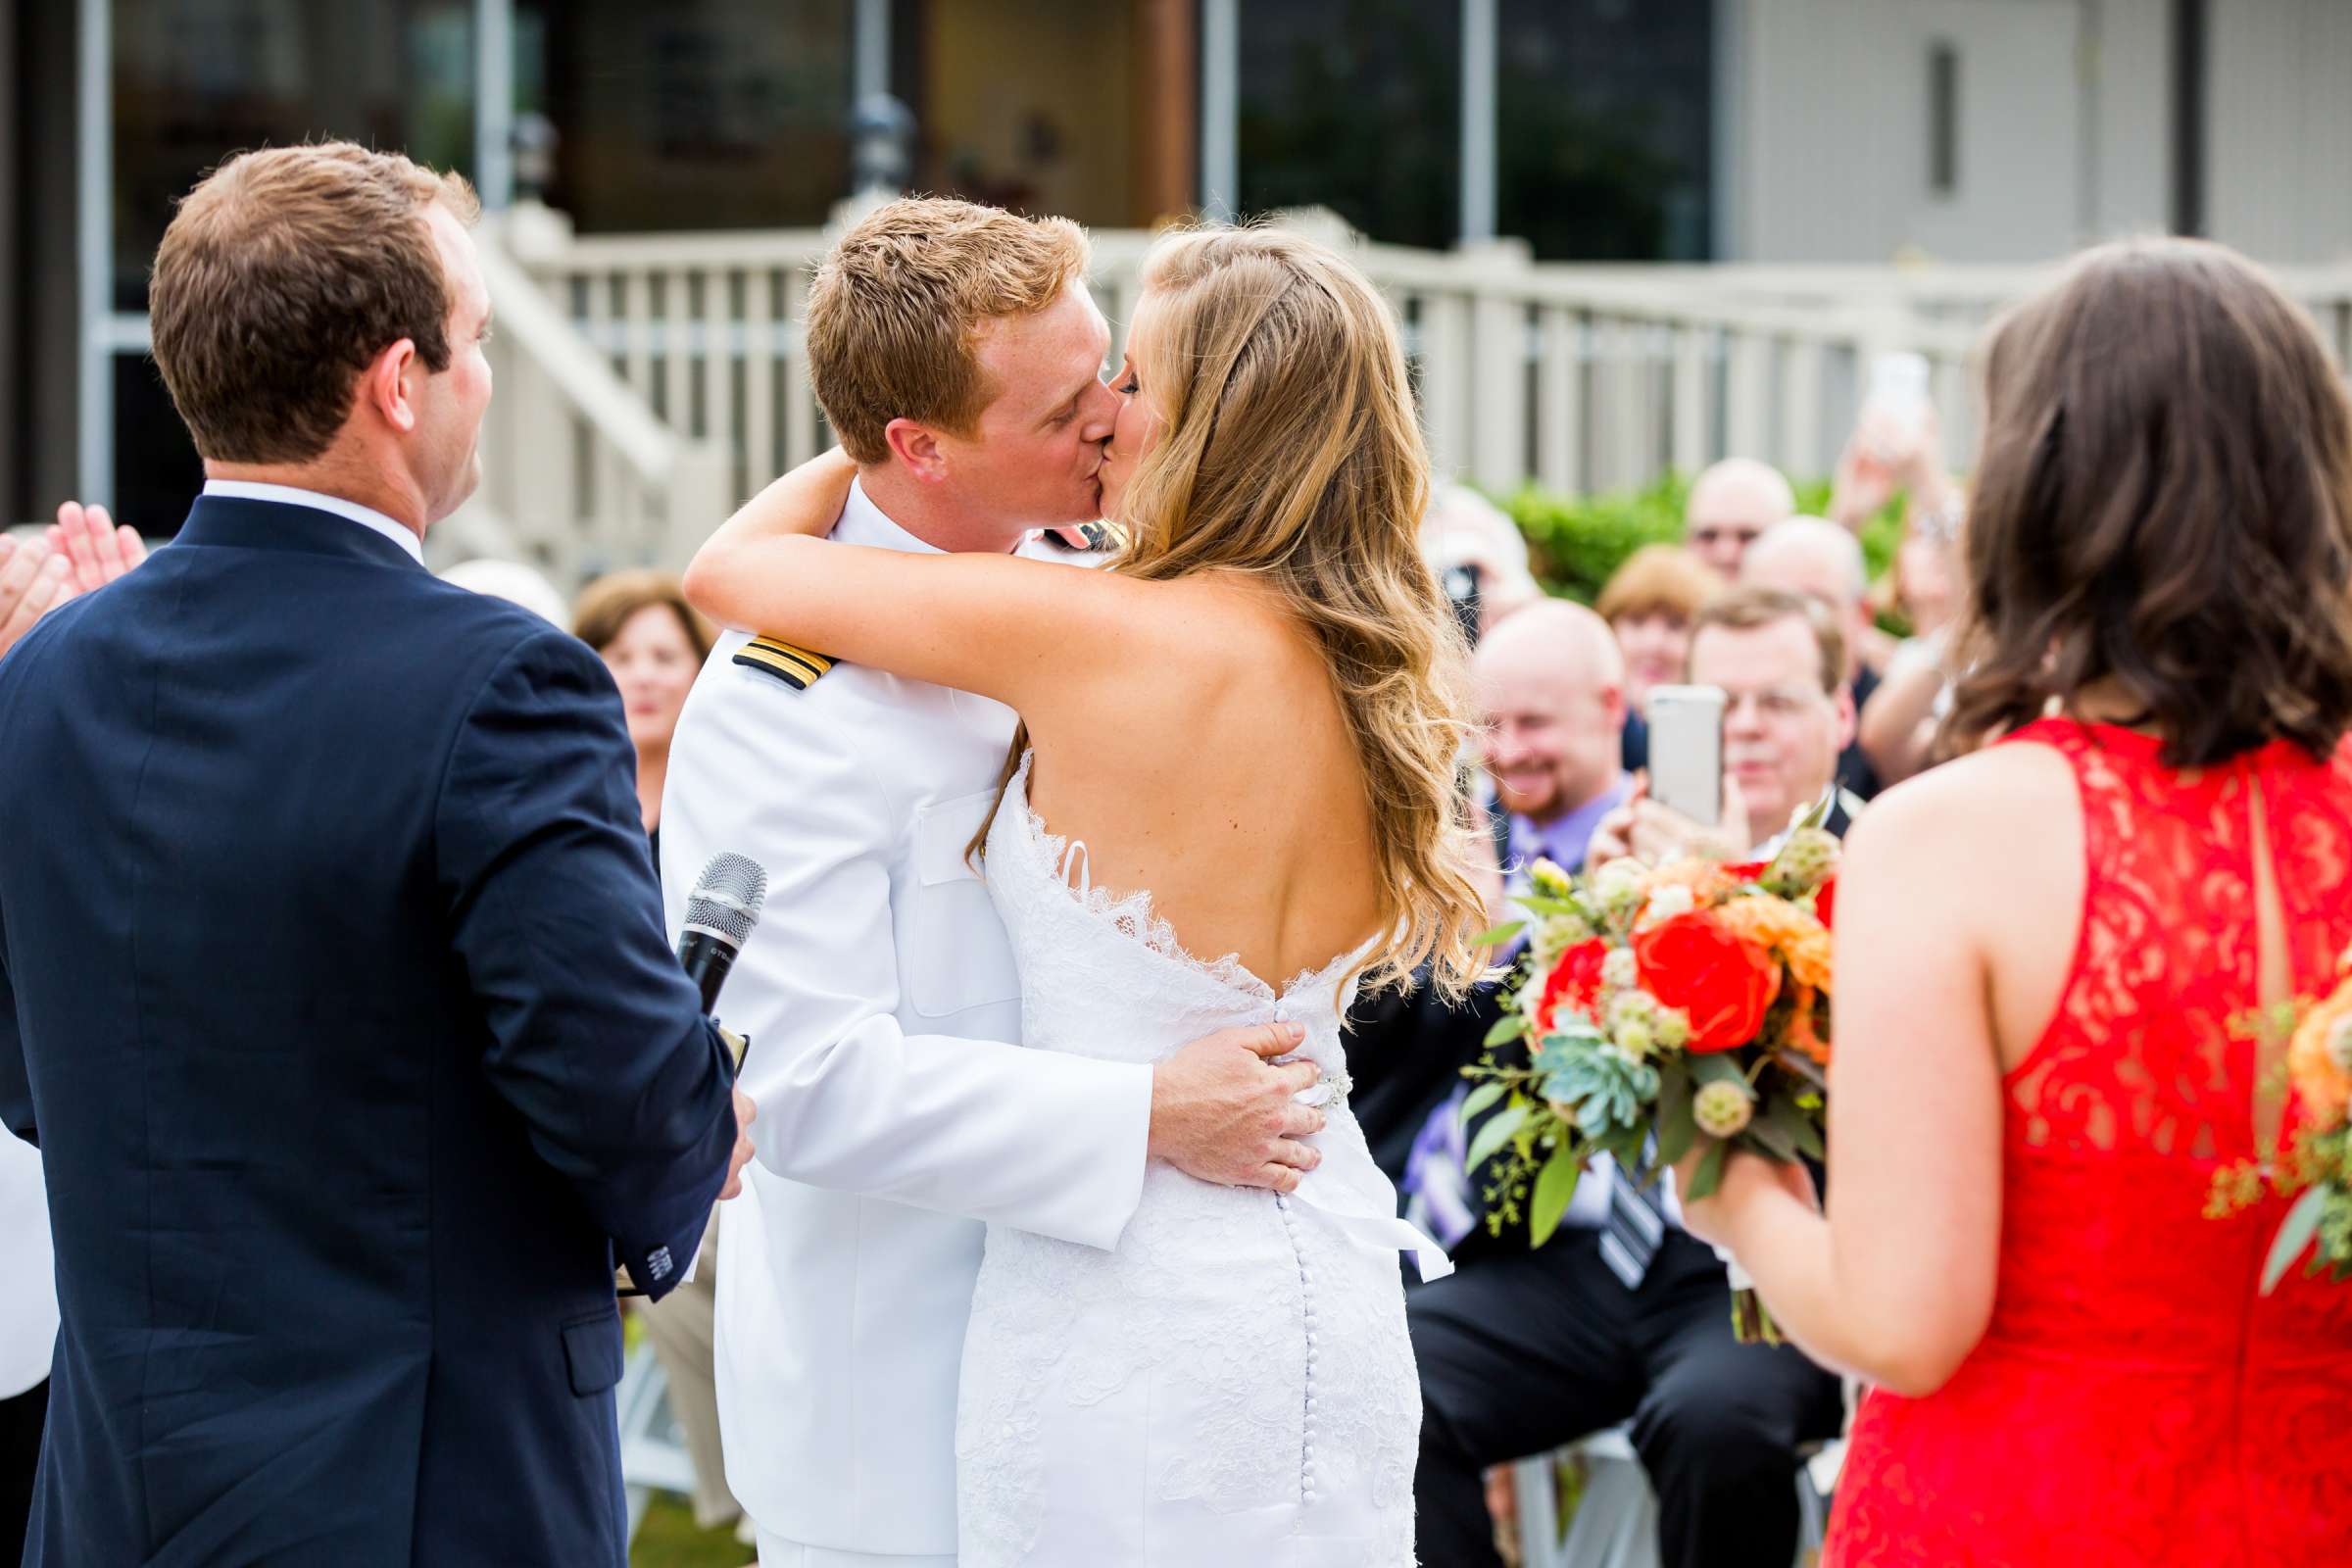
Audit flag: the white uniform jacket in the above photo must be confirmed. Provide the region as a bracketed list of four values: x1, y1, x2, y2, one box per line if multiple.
[660, 480, 1153, 1557]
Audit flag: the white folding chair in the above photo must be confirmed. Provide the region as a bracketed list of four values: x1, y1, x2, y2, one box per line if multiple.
[1514, 1425, 1831, 1568]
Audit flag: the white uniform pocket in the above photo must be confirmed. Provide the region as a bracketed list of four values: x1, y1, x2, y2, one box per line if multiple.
[906, 789, 1024, 1018]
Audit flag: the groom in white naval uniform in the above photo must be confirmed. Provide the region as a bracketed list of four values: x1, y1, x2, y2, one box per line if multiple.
[660, 199, 1328, 1568]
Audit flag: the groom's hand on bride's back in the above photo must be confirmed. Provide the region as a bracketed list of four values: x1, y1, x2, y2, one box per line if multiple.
[1148, 1022, 1327, 1192]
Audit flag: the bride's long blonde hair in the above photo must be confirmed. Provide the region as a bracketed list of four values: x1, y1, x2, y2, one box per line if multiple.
[1004, 224, 1489, 1000]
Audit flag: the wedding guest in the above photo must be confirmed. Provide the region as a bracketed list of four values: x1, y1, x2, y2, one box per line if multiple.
[1477, 599, 1632, 888]
[1596, 546, 1719, 715]
[1825, 389, 1962, 544]
[1594, 543, 1723, 773]
[1590, 587, 1865, 866]
[573, 570, 711, 851]
[1684, 457, 1794, 577]
[1681, 236, 2352, 1564]
[1740, 518, 1885, 801]
[1422, 483, 1543, 639]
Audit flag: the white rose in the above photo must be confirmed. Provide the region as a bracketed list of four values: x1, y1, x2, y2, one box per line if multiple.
[1642, 884, 1695, 924]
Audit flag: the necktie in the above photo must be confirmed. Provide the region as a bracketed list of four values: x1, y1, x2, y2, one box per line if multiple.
[1596, 1145, 1667, 1290]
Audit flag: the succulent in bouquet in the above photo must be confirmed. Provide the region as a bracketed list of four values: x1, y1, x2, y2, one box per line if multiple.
[2206, 946, 2352, 1291]
[1464, 821, 1840, 1344]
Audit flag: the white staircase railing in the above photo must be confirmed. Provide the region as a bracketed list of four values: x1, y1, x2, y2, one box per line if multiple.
[457, 215, 731, 587]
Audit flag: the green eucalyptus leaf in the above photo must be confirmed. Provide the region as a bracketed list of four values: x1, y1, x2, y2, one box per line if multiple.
[1686, 1138, 1729, 1201]
[1529, 1147, 1583, 1248]
[2261, 1186, 2329, 1295]
[1465, 1102, 1532, 1175]
[1517, 894, 1583, 919]
[1759, 1095, 1826, 1162]
[1473, 921, 1527, 948]
[1484, 1011, 1531, 1048]
[1689, 1053, 1747, 1089]
[1459, 1081, 1507, 1124]
[1743, 1118, 1799, 1161]
[1774, 1052, 1830, 1092]
[1655, 1058, 1696, 1164]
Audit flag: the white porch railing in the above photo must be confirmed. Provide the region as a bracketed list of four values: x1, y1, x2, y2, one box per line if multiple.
[476, 203, 2352, 577]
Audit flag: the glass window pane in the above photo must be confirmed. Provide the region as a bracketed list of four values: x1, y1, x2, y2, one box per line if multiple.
[112, 0, 475, 312]
[112, 352, 202, 536]
[1495, 0, 1713, 261]
[529, 0, 852, 233]
[1238, 0, 1462, 250]
[910, 0, 1137, 228]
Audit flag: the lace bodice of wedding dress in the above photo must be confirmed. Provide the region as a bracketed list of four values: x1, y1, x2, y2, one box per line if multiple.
[953, 753, 1445, 1566]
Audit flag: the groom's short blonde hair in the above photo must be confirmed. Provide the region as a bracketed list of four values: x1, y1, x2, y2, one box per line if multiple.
[806, 197, 1091, 465]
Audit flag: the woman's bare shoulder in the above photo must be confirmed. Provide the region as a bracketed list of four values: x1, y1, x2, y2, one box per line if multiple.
[1842, 738, 2080, 878]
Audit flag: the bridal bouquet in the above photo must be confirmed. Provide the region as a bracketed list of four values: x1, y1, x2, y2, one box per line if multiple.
[1464, 825, 1839, 1344]
[2207, 948, 2352, 1291]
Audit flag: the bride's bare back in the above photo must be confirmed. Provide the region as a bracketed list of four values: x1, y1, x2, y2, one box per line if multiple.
[1015, 571, 1386, 990]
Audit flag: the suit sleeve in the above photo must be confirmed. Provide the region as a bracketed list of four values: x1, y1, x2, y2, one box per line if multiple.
[660, 662, 1152, 1251]
[0, 912, 28, 1148]
[438, 626, 737, 1298]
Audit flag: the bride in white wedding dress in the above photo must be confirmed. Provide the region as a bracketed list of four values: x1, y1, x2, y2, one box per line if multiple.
[687, 225, 1488, 1565]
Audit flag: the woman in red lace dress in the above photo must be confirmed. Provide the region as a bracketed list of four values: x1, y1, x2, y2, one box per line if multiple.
[1679, 237, 2352, 1565]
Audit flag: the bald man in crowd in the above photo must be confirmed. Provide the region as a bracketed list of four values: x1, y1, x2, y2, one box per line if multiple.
[1740, 515, 1885, 799]
[1684, 457, 1796, 577]
[1474, 599, 1633, 883]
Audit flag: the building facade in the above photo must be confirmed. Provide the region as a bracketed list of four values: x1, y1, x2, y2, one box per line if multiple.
[5, 0, 2349, 525]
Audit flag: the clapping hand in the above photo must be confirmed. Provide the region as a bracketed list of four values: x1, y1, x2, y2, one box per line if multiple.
[0, 533, 74, 662]
[48, 502, 148, 594]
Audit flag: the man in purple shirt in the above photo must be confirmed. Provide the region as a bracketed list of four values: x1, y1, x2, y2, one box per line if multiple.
[1475, 599, 1632, 882]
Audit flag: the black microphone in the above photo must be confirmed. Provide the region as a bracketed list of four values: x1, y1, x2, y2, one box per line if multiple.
[678, 852, 768, 1015]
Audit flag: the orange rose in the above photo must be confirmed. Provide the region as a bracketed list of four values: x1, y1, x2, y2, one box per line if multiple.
[1633, 912, 1781, 1054]
[1713, 896, 1832, 991]
[1785, 984, 1831, 1064]
[1786, 930, 1833, 992]
[1645, 858, 1734, 903]
[2288, 981, 2352, 1129]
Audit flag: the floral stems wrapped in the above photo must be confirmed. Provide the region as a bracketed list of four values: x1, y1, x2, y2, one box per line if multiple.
[1466, 816, 1839, 1344]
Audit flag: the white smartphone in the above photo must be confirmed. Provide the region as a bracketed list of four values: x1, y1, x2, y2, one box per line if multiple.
[1863, 351, 1933, 455]
[1645, 685, 1726, 827]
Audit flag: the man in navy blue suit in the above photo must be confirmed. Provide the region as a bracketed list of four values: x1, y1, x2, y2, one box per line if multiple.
[0, 142, 756, 1566]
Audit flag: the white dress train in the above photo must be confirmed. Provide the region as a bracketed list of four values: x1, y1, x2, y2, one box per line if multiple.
[954, 754, 1448, 1566]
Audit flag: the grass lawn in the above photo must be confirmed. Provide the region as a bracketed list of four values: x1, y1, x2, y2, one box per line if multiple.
[630, 1494, 752, 1568]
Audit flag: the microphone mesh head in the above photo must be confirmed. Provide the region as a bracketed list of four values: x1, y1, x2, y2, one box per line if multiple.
[684, 852, 767, 946]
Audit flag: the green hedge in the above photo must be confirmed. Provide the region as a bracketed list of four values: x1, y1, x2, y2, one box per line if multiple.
[1496, 475, 1904, 607]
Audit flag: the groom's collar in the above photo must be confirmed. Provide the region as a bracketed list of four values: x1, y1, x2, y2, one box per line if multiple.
[834, 475, 945, 556]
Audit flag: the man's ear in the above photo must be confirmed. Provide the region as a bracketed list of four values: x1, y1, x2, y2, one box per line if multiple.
[357, 339, 421, 436]
[882, 417, 950, 483]
[1833, 683, 1858, 752]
